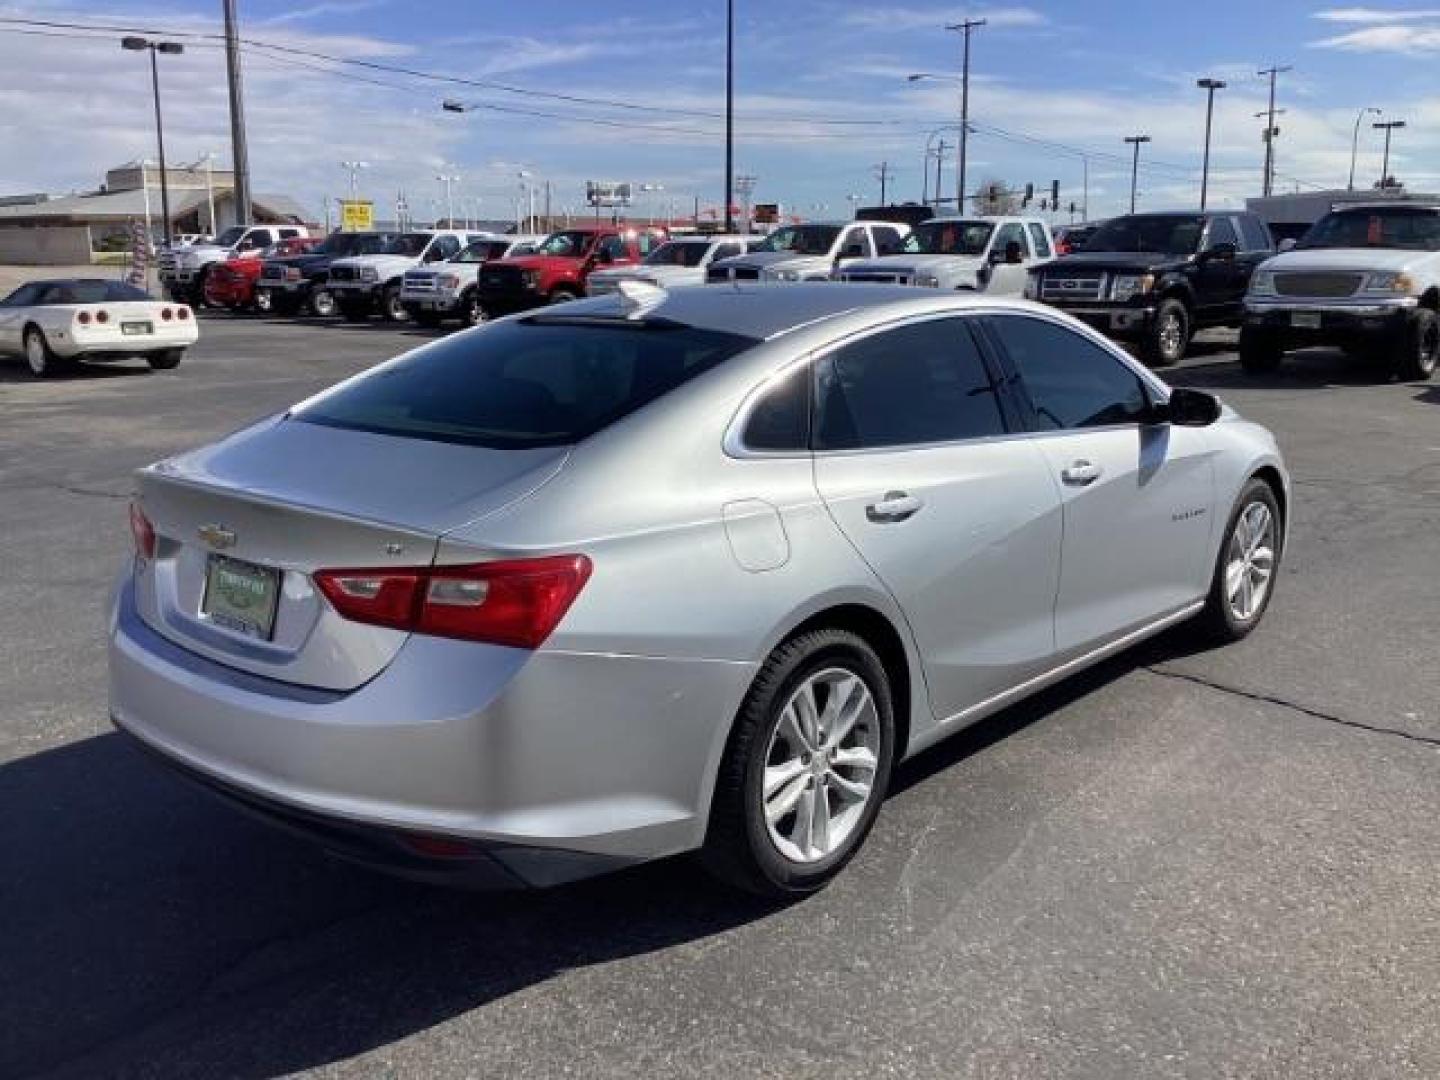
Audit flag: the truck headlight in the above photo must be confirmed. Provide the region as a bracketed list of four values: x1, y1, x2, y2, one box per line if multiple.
[1362, 271, 1414, 294]
[914, 273, 941, 288]
[769, 268, 801, 282]
[437, 274, 461, 289]
[360, 266, 379, 283]
[1110, 273, 1155, 302]
[1248, 271, 1275, 296]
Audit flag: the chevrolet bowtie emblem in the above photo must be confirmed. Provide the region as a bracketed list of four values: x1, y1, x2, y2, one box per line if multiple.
[197, 523, 237, 550]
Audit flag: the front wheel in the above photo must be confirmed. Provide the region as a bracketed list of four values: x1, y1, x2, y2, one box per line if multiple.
[702, 628, 895, 898]
[148, 349, 183, 371]
[1395, 308, 1439, 382]
[23, 326, 69, 378]
[308, 288, 336, 318]
[381, 284, 408, 323]
[1238, 325, 1284, 374]
[1141, 298, 1190, 367]
[254, 287, 274, 315]
[1192, 478, 1282, 643]
[461, 290, 487, 327]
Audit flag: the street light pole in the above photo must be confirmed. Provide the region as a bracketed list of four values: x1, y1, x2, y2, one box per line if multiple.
[945, 18, 985, 210]
[1258, 65, 1291, 198]
[724, 0, 735, 233]
[1374, 120, 1406, 188]
[122, 36, 184, 248]
[1196, 77, 1227, 211]
[221, 0, 252, 226]
[1124, 135, 1150, 214]
[1349, 108, 1382, 191]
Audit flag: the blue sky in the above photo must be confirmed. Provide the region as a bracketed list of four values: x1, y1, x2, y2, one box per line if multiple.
[0, 1, 1436, 223]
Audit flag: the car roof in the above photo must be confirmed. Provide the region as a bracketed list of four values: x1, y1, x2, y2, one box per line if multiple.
[1329, 202, 1440, 213]
[523, 282, 1029, 341]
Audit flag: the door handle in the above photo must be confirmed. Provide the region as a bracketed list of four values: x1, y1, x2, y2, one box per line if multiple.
[865, 491, 924, 523]
[1060, 460, 1102, 486]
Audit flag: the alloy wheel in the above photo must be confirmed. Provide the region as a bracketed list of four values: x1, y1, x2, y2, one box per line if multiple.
[24, 331, 47, 376]
[1158, 312, 1184, 361]
[1225, 501, 1276, 622]
[1419, 319, 1439, 375]
[761, 667, 881, 864]
[310, 290, 335, 317]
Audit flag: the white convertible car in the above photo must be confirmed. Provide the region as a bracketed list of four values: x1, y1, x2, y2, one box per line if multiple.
[0, 278, 199, 378]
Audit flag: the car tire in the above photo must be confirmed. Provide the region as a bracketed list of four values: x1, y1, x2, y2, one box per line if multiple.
[254, 287, 274, 315]
[547, 286, 580, 305]
[1191, 477, 1283, 644]
[381, 284, 408, 322]
[1395, 307, 1439, 382]
[308, 289, 336, 318]
[23, 326, 70, 379]
[1238, 325, 1285, 374]
[148, 348, 184, 371]
[192, 268, 213, 309]
[461, 290, 487, 327]
[1141, 298, 1189, 367]
[702, 627, 895, 899]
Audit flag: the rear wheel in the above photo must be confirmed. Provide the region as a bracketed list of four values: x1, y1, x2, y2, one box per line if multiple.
[1238, 325, 1284, 374]
[1192, 478, 1282, 643]
[461, 289, 487, 327]
[148, 348, 183, 371]
[1395, 308, 1439, 381]
[308, 288, 336, 318]
[1141, 298, 1189, 367]
[23, 326, 69, 378]
[702, 628, 895, 898]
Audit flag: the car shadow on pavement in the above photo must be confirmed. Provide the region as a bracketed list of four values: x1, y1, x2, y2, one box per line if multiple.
[0, 360, 154, 384]
[3, 630, 1216, 1079]
[1169, 347, 1398, 392]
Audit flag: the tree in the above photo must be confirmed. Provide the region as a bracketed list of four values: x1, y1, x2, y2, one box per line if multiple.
[973, 177, 1019, 215]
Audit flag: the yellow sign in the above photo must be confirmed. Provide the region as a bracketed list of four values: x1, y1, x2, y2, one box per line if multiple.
[340, 200, 374, 231]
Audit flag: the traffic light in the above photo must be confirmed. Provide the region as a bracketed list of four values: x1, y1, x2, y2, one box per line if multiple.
[1022, 182, 1035, 207]
[1050, 180, 1060, 208]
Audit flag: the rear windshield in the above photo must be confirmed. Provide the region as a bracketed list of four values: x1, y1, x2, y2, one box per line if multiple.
[35, 280, 151, 304]
[293, 319, 759, 449]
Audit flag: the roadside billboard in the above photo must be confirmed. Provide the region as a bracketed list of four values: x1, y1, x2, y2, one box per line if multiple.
[586, 182, 632, 208]
[340, 199, 374, 231]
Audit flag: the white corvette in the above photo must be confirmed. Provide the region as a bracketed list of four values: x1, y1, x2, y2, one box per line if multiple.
[0, 278, 199, 378]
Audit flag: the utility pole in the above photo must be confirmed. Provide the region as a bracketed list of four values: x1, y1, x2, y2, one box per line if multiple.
[222, 0, 252, 226]
[945, 18, 985, 211]
[873, 161, 891, 205]
[1081, 154, 1089, 221]
[1349, 107, 1382, 191]
[1374, 120, 1406, 188]
[1196, 77, 1227, 211]
[724, 0, 735, 232]
[1258, 65, 1291, 197]
[1123, 135, 1150, 214]
[926, 140, 949, 210]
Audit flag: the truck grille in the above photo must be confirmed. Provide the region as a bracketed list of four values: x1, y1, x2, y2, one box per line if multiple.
[843, 271, 910, 285]
[402, 272, 437, 293]
[1040, 271, 1107, 302]
[327, 265, 358, 284]
[1273, 272, 1363, 298]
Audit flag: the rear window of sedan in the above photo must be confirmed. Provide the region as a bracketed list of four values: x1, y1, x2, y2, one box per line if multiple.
[294, 319, 759, 450]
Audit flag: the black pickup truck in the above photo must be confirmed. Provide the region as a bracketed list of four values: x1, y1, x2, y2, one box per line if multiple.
[1025, 211, 1274, 365]
[255, 231, 401, 317]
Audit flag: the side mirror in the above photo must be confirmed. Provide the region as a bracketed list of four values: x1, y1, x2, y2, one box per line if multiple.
[1278, 238, 1296, 253]
[1161, 388, 1222, 427]
[1203, 241, 1238, 262]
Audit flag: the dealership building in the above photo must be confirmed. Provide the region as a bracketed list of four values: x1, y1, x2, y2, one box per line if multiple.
[1246, 187, 1440, 242]
[0, 162, 314, 264]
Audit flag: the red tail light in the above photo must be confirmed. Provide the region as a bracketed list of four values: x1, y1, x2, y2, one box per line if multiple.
[96, 310, 110, 324]
[77, 310, 92, 325]
[314, 555, 592, 649]
[177, 307, 191, 321]
[161, 307, 173, 321]
[128, 501, 156, 559]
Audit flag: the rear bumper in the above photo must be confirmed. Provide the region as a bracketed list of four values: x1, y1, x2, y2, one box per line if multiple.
[108, 576, 753, 884]
[53, 325, 198, 358]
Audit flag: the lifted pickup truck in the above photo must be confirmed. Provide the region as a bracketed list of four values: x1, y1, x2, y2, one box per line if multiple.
[834, 215, 1053, 295]
[1241, 202, 1439, 381]
[325, 231, 480, 322]
[1025, 210, 1274, 365]
[475, 226, 666, 316]
[255, 231, 408, 317]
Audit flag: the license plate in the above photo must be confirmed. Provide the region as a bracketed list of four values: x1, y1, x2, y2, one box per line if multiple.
[122, 321, 153, 336]
[1291, 311, 1322, 329]
[202, 555, 281, 640]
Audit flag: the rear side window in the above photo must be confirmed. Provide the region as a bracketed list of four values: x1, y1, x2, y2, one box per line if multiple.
[1028, 223, 1052, 258]
[872, 226, 905, 255]
[1238, 215, 1273, 252]
[991, 223, 1028, 259]
[815, 318, 1005, 450]
[742, 366, 810, 452]
[295, 320, 758, 449]
[1206, 217, 1238, 248]
[989, 315, 1149, 430]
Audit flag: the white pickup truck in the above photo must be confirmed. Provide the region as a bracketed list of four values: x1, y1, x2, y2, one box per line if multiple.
[1242, 202, 1439, 381]
[705, 221, 911, 283]
[834, 215, 1055, 295]
[158, 224, 311, 305]
[325, 230, 483, 322]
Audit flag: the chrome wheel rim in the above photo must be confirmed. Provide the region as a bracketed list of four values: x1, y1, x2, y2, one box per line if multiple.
[762, 667, 880, 865]
[1419, 321, 1439, 373]
[1225, 501, 1276, 622]
[1159, 312, 1184, 358]
[311, 290, 334, 317]
[255, 289, 271, 312]
[24, 333, 45, 375]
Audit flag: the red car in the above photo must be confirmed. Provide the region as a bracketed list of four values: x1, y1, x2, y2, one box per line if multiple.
[205, 237, 321, 311]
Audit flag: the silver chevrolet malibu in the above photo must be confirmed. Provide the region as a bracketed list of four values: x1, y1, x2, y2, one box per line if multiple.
[109, 283, 1288, 897]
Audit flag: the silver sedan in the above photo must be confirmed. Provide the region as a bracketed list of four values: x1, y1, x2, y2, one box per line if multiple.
[109, 284, 1288, 896]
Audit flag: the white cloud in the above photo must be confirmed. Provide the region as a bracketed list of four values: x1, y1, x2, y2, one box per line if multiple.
[840, 6, 1048, 32]
[262, 1, 387, 26]
[1310, 24, 1440, 50]
[1313, 6, 1440, 21]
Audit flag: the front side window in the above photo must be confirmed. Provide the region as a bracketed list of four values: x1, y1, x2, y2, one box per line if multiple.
[1028, 223, 1052, 258]
[815, 318, 1006, 451]
[213, 226, 247, 247]
[990, 223, 1029, 260]
[598, 235, 627, 261]
[1238, 215, 1274, 252]
[645, 242, 710, 267]
[1206, 216, 1238, 248]
[838, 228, 872, 257]
[989, 315, 1149, 430]
[294, 320, 758, 450]
[535, 231, 597, 257]
[872, 226, 905, 255]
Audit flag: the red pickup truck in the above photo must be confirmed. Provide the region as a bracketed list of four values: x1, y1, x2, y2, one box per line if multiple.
[475, 225, 666, 316]
[204, 237, 321, 311]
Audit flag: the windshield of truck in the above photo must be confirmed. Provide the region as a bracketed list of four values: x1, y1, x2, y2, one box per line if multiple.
[1084, 215, 1205, 255]
[1296, 208, 1440, 252]
[382, 233, 431, 256]
[315, 232, 370, 255]
[534, 231, 597, 257]
[643, 241, 710, 267]
[454, 240, 513, 263]
[755, 226, 841, 256]
[903, 220, 994, 256]
[213, 226, 247, 247]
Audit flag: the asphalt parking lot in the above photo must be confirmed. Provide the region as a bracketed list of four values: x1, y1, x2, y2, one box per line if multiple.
[3, 314, 1439, 1079]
